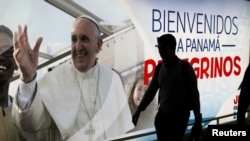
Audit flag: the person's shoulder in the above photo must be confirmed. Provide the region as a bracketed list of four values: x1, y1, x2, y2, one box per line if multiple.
[155, 61, 163, 69]
[98, 64, 112, 72]
[151, 61, 164, 76]
[181, 59, 193, 69]
[98, 65, 124, 87]
[181, 59, 189, 64]
[98, 64, 118, 76]
[181, 60, 197, 78]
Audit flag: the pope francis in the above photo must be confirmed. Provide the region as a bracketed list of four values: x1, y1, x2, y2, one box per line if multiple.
[11, 15, 134, 141]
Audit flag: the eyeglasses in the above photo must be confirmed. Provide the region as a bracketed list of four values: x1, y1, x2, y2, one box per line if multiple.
[0, 46, 14, 57]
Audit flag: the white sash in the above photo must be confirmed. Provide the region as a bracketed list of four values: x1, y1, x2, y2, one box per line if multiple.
[38, 61, 134, 140]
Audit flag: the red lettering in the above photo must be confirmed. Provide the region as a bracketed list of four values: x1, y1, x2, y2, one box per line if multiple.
[144, 56, 242, 81]
[233, 56, 241, 76]
[214, 57, 223, 77]
[223, 56, 233, 77]
[210, 57, 214, 78]
[233, 95, 239, 104]
[191, 56, 242, 79]
[200, 57, 210, 79]
[144, 59, 156, 85]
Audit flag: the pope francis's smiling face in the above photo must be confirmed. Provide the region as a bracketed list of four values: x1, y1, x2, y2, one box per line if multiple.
[71, 17, 102, 72]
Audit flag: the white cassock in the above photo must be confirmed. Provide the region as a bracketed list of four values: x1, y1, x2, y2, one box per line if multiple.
[12, 60, 134, 141]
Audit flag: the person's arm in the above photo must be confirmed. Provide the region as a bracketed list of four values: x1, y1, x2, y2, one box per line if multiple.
[132, 63, 161, 125]
[12, 79, 51, 132]
[136, 65, 160, 112]
[17, 75, 37, 110]
[12, 25, 51, 132]
[187, 63, 201, 117]
[187, 62, 202, 140]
